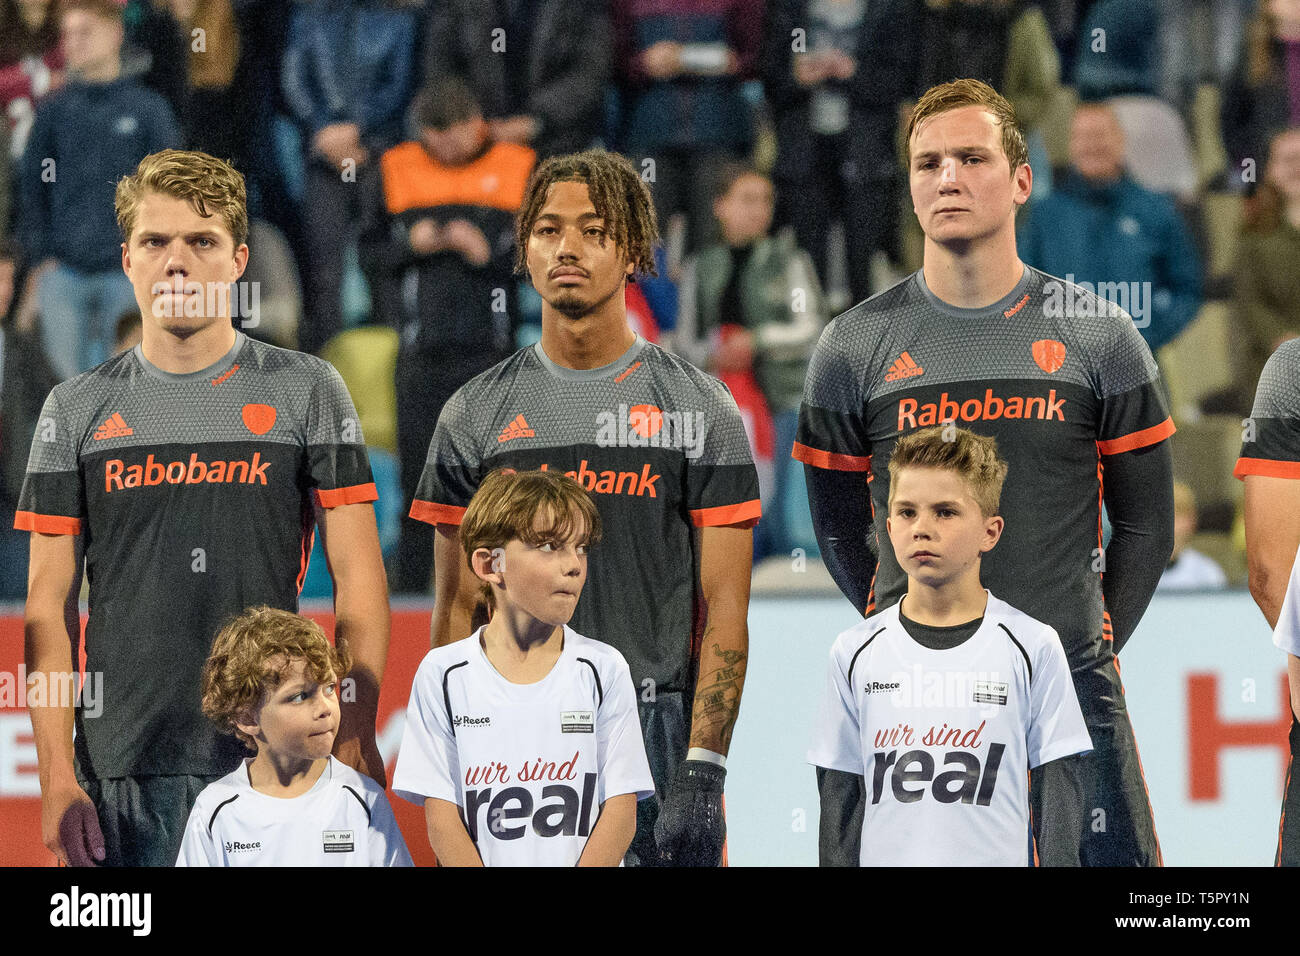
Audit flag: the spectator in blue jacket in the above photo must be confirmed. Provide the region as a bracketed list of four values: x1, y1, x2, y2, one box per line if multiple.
[1018, 101, 1202, 352]
[16, 0, 180, 380]
[612, 0, 764, 257]
[281, 0, 420, 355]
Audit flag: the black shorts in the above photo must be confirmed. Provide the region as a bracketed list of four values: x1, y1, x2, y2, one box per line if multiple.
[79, 773, 223, 867]
[1278, 714, 1300, 866]
[1075, 659, 1162, 867]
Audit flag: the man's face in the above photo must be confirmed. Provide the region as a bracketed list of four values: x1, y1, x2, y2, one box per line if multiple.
[121, 190, 248, 340]
[1069, 106, 1126, 182]
[909, 105, 1031, 248]
[61, 9, 122, 75]
[240, 658, 340, 765]
[714, 173, 774, 245]
[525, 180, 633, 319]
[887, 465, 1002, 590]
[420, 117, 487, 167]
[1268, 131, 1300, 204]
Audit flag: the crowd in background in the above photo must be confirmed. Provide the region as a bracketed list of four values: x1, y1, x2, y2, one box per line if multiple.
[2, 0, 1299, 599]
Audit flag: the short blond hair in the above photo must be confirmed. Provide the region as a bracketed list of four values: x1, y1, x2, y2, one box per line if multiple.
[115, 148, 249, 248]
[460, 469, 603, 615]
[888, 426, 1009, 518]
[907, 78, 1028, 173]
[201, 607, 350, 751]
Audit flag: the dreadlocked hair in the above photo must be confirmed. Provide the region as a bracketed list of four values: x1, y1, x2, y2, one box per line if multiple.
[514, 148, 659, 280]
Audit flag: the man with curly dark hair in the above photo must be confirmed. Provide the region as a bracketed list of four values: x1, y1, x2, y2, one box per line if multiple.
[410, 147, 761, 865]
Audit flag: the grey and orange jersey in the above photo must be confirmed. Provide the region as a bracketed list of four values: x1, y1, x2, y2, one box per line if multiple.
[795, 266, 1174, 669]
[410, 335, 761, 694]
[15, 332, 376, 779]
[1236, 338, 1300, 478]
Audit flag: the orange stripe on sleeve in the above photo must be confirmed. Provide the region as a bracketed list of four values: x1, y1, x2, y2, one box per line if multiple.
[1234, 458, 1300, 480]
[791, 441, 872, 472]
[409, 500, 468, 527]
[13, 511, 82, 535]
[1096, 417, 1176, 456]
[313, 482, 379, 508]
[689, 499, 762, 528]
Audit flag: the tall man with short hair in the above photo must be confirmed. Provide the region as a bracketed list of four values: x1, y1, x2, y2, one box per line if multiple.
[796, 79, 1175, 866]
[410, 148, 760, 865]
[19, 148, 390, 866]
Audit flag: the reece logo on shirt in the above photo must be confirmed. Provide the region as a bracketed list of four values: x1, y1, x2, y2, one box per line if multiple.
[224, 839, 261, 854]
[454, 714, 491, 728]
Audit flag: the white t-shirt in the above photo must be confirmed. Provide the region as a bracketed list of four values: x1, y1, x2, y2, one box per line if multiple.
[807, 592, 1093, 866]
[175, 755, 413, 866]
[1273, 539, 1300, 657]
[392, 625, 655, 866]
[1158, 548, 1228, 591]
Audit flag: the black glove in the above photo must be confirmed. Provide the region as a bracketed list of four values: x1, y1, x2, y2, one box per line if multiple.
[654, 759, 726, 866]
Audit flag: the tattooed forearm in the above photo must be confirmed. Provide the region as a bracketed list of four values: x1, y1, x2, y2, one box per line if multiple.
[689, 639, 748, 754]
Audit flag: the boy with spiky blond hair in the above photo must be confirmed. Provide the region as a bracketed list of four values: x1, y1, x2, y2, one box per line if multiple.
[177, 607, 411, 866]
[809, 425, 1092, 866]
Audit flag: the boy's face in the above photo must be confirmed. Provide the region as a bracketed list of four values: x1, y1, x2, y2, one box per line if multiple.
[525, 180, 634, 319]
[476, 512, 590, 627]
[714, 173, 774, 245]
[887, 465, 1003, 589]
[122, 190, 249, 339]
[908, 105, 1031, 248]
[238, 658, 340, 763]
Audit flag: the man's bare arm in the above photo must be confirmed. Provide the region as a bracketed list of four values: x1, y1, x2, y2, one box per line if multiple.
[431, 523, 478, 648]
[688, 525, 754, 754]
[24, 531, 102, 865]
[1243, 476, 1300, 629]
[1243, 475, 1300, 719]
[316, 500, 391, 787]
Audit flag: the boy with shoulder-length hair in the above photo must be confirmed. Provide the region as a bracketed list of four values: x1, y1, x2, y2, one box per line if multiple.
[809, 425, 1092, 867]
[20, 148, 388, 867]
[177, 607, 412, 866]
[394, 468, 655, 866]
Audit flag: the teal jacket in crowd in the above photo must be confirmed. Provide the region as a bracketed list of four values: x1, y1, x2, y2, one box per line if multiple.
[1017, 171, 1202, 352]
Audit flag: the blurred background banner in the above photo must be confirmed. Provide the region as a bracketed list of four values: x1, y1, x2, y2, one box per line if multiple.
[0, 591, 1287, 867]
